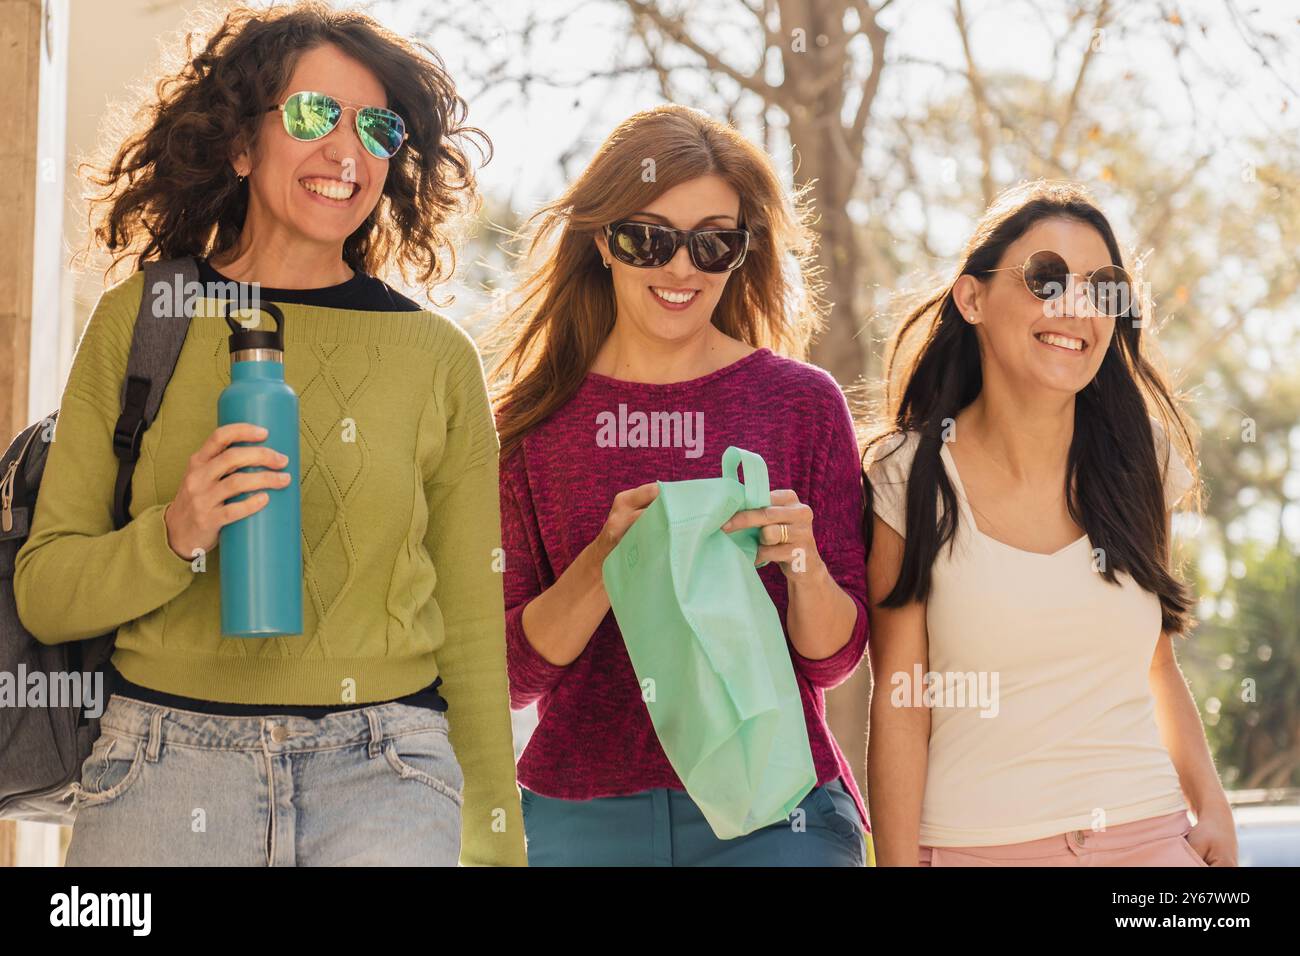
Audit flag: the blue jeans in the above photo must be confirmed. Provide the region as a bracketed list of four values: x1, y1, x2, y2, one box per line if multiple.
[65, 694, 463, 866]
[520, 778, 866, 866]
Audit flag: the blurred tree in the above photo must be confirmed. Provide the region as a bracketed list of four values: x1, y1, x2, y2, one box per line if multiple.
[1187, 544, 1300, 789]
[445, 191, 525, 338]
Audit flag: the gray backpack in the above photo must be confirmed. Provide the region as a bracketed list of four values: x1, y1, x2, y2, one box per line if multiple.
[0, 256, 198, 824]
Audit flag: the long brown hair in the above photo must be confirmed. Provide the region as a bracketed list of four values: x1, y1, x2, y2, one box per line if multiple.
[863, 180, 1200, 634]
[75, 1, 489, 291]
[485, 104, 826, 462]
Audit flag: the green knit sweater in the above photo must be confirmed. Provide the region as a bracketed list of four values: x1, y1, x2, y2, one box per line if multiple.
[14, 269, 526, 867]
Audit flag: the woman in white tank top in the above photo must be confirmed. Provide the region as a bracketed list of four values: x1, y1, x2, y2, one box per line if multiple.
[863, 181, 1237, 867]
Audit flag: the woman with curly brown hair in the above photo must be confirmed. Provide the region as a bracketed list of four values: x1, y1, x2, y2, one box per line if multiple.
[14, 2, 525, 866]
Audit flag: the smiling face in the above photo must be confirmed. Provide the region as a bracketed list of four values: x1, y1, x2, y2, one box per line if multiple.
[593, 174, 742, 345]
[233, 43, 392, 249]
[955, 217, 1119, 396]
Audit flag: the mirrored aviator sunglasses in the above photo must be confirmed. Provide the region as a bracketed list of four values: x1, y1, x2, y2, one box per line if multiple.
[269, 91, 408, 160]
[983, 249, 1133, 318]
[604, 220, 750, 274]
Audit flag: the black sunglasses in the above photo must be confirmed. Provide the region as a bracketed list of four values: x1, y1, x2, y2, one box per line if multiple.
[976, 249, 1134, 318]
[603, 220, 750, 274]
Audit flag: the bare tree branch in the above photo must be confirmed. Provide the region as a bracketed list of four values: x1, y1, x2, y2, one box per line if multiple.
[847, 1, 888, 167]
[619, 0, 775, 99]
[1225, 0, 1300, 100]
[1048, 0, 1111, 167]
[954, 0, 996, 205]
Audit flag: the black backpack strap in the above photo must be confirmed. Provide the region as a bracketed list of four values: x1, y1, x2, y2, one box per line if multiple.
[112, 257, 199, 530]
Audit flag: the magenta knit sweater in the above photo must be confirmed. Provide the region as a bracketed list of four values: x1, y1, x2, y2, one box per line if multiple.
[499, 347, 870, 829]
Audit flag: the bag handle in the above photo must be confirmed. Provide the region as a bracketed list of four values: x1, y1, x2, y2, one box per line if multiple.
[721, 446, 770, 510]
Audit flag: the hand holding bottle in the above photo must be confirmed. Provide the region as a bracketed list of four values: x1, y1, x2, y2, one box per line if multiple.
[162, 423, 290, 561]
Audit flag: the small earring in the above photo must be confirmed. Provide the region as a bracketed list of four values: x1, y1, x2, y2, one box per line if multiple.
[602, 259, 610, 269]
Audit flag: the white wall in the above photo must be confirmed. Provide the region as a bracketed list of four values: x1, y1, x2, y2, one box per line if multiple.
[17, 0, 70, 867]
[27, 0, 68, 423]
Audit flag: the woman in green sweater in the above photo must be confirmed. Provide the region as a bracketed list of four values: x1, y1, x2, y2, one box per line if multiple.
[13, 3, 524, 866]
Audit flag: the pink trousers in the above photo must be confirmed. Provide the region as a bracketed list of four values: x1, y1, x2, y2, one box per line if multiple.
[918, 810, 1210, 867]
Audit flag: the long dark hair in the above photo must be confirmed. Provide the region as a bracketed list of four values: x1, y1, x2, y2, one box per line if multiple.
[75, 1, 489, 291]
[863, 180, 1198, 634]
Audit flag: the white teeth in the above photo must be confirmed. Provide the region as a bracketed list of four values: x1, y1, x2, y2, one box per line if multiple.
[1036, 332, 1084, 351]
[651, 287, 697, 304]
[301, 179, 354, 201]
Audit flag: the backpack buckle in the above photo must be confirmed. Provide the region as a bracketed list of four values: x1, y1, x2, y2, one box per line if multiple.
[111, 417, 144, 460]
[112, 376, 151, 460]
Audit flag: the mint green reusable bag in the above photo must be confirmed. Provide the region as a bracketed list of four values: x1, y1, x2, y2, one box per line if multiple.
[602, 446, 816, 839]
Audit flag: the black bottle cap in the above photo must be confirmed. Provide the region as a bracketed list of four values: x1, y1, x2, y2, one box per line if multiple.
[224, 299, 285, 353]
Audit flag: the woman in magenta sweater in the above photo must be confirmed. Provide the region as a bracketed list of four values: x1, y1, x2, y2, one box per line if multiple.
[487, 105, 870, 866]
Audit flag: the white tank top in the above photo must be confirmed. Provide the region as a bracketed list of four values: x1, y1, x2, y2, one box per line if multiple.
[866, 418, 1195, 846]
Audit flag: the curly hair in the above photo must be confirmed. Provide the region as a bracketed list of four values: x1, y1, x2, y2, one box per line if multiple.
[74, 1, 490, 292]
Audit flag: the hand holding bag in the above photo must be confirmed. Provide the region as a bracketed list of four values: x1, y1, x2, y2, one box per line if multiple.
[602, 446, 816, 839]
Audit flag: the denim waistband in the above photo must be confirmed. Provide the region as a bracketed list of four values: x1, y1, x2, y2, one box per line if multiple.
[100, 693, 449, 755]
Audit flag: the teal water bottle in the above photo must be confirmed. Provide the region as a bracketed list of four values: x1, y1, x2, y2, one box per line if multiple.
[217, 300, 303, 636]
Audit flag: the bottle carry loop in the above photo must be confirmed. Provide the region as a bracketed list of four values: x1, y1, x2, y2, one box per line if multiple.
[223, 298, 286, 354]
